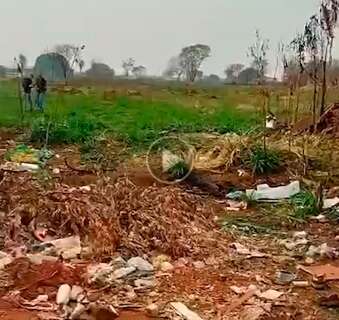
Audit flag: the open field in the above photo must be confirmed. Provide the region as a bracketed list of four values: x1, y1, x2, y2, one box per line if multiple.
[0, 79, 339, 319]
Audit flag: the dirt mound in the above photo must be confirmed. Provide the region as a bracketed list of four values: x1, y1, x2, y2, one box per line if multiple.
[4, 258, 84, 300]
[0, 174, 227, 259]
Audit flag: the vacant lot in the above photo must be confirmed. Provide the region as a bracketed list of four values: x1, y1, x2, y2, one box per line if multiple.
[0, 79, 339, 320]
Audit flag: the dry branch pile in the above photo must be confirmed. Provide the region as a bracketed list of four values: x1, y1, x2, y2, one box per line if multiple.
[0, 173, 225, 259]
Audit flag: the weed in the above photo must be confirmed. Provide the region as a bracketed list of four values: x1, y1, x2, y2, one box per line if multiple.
[167, 160, 189, 180]
[222, 217, 275, 235]
[30, 113, 103, 145]
[290, 190, 319, 220]
[247, 145, 281, 174]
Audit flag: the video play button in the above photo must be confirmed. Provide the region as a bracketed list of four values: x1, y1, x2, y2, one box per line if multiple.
[146, 136, 195, 184]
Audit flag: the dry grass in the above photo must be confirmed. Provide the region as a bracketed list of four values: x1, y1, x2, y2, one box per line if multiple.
[1, 173, 227, 259]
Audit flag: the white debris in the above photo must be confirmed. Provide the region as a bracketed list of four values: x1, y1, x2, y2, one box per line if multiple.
[113, 266, 136, 279]
[146, 303, 159, 316]
[127, 257, 154, 272]
[258, 289, 284, 301]
[52, 168, 60, 175]
[230, 243, 267, 258]
[162, 150, 183, 173]
[0, 256, 13, 270]
[323, 197, 339, 209]
[19, 163, 40, 172]
[246, 181, 300, 201]
[47, 236, 81, 259]
[70, 303, 86, 320]
[70, 285, 84, 301]
[292, 281, 309, 287]
[240, 305, 266, 320]
[230, 286, 245, 294]
[160, 261, 174, 272]
[79, 185, 91, 192]
[293, 231, 307, 240]
[134, 279, 156, 289]
[306, 245, 321, 258]
[310, 214, 328, 223]
[56, 284, 71, 305]
[171, 302, 203, 320]
[193, 261, 205, 269]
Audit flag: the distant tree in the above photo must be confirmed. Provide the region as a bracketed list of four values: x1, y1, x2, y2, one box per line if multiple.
[54, 44, 85, 82]
[78, 59, 85, 73]
[224, 64, 244, 82]
[0, 65, 6, 77]
[122, 58, 135, 77]
[18, 54, 27, 71]
[132, 65, 147, 78]
[179, 44, 211, 82]
[237, 67, 258, 84]
[163, 56, 184, 80]
[248, 30, 269, 83]
[204, 74, 220, 84]
[196, 70, 204, 81]
[86, 61, 114, 79]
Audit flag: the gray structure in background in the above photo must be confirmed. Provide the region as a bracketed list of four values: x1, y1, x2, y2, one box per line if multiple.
[34, 53, 71, 82]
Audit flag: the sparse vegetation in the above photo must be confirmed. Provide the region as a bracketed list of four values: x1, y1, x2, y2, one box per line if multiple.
[247, 145, 281, 174]
[290, 190, 319, 220]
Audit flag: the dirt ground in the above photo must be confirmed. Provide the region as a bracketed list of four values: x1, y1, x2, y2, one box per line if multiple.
[0, 130, 339, 319]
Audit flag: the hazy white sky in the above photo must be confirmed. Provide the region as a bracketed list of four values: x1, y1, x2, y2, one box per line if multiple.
[1, 0, 336, 76]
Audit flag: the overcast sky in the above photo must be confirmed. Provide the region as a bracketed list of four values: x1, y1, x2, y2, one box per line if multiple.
[1, 0, 336, 76]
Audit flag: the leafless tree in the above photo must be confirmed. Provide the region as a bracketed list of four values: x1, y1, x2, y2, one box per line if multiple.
[18, 54, 27, 72]
[179, 44, 211, 82]
[122, 58, 135, 77]
[304, 15, 321, 124]
[319, 0, 339, 114]
[248, 30, 269, 84]
[225, 64, 244, 82]
[54, 44, 85, 82]
[78, 60, 85, 73]
[290, 32, 307, 123]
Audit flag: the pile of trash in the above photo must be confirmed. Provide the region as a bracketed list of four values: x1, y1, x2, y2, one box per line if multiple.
[0, 174, 223, 259]
[0, 144, 53, 172]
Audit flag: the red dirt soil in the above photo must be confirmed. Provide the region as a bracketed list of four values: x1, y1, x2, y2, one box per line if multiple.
[5, 258, 85, 300]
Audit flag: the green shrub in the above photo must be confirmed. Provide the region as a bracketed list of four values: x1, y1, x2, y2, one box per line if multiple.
[167, 160, 189, 180]
[30, 113, 103, 145]
[247, 145, 281, 174]
[290, 191, 319, 220]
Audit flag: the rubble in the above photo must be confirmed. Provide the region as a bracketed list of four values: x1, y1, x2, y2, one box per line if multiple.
[246, 181, 300, 201]
[56, 284, 71, 305]
[70, 286, 84, 301]
[275, 271, 296, 285]
[171, 302, 203, 320]
[160, 261, 174, 272]
[299, 264, 339, 281]
[127, 257, 154, 272]
[258, 289, 284, 301]
[113, 266, 136, 279]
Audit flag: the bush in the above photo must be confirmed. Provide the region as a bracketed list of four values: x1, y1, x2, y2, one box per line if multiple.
[247, 145, 281, 174]
[290, 191, 319, 220]
[31, 113, 103, 145]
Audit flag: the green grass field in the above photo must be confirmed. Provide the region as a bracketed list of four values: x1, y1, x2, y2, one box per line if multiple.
[0, 79, 258, 147]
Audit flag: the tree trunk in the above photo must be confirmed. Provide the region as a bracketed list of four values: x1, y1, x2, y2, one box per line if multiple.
[312, 55, 317, 126]
[320, 44, 329, 116]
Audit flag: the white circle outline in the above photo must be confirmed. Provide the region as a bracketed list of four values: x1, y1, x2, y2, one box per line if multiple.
[146, 136, 195, 185]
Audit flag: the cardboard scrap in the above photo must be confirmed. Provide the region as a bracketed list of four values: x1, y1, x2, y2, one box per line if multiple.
[299, 264, 339, 281]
